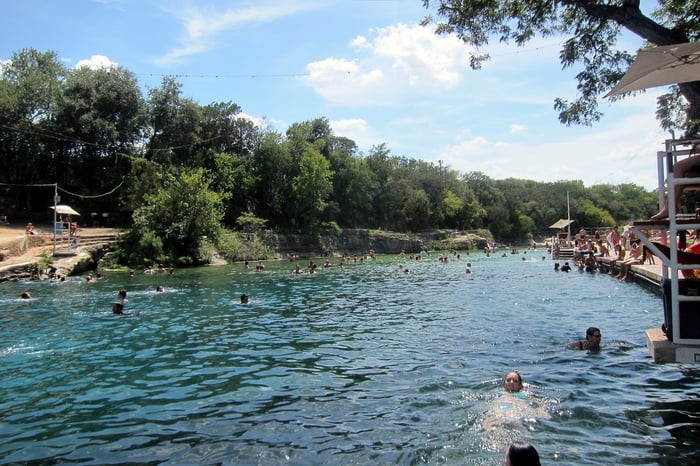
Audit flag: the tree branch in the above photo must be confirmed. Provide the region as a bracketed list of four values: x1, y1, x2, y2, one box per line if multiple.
[567, 0, 687, 45]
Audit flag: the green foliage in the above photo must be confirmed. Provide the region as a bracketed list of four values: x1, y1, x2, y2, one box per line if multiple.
[236, 211, 268, 233]
[216, 230, 274, 262]
[1, 46, 668, 257]
[321, 221, 342, 236]
[130, 168, 224, 264]
[291, 147, 334, 231]
[136, 230, 165, 266]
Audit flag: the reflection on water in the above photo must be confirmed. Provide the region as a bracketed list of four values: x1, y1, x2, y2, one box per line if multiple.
[1, 252, 699, 465]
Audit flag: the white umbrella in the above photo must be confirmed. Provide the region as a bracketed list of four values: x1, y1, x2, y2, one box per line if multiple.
[50, 205, 81, 216]
[606, 42, 700, 97]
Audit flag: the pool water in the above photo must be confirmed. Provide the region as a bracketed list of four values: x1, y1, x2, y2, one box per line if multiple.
[1, 251, 699, 465]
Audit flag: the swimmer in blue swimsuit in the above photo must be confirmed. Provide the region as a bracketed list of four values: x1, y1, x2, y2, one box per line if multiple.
[496, 370, 528, 411]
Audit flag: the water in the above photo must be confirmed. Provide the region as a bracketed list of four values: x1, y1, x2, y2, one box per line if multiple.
[1, 251, 699, 465]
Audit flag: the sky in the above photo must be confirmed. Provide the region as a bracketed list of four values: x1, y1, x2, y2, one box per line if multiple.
[1, 0, 673, 190]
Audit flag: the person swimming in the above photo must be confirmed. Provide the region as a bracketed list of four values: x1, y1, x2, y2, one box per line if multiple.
[502, 371, 527, 398]
[112, 288, 130, 315]
[568, 326, 602, 351]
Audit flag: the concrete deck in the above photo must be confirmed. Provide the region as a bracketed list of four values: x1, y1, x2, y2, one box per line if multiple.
[599, 255, 700, 364]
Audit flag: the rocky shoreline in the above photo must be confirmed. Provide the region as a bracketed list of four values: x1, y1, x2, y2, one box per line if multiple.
[0, 227, 498, 282]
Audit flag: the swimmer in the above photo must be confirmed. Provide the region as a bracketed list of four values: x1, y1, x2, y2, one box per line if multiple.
[112, 288, 129, 315]
[483, 371, 550, 430]
[240, 293, 249, 304]
[568, 326, 602, 351]
[156, 285, 164, 292]
[503, 371, 524, 395]
[505, 442, 541, 466]
[21, 291, 31, 299]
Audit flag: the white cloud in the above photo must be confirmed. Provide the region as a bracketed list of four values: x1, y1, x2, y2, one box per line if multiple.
[74, 54, 118, 70]
[302, 23, 473, 106]
[154, 2, 318, 66]
[330, 118, 376, 148]
[435, 109, 666, 189]
[239, 112, 266, 128]
[510, 124, 526, 134]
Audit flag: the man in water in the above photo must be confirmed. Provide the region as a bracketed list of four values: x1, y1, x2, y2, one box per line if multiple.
[568, 327, 602, 351]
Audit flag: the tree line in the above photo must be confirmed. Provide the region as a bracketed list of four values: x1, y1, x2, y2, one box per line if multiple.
[1, 48, 663, 264]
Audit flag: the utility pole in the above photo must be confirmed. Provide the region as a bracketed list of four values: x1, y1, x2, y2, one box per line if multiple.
[52, 183, 58, 256]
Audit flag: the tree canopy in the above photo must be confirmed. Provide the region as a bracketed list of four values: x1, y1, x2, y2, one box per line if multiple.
[422, 0, 700, 137]
[0, 47, 665, 264]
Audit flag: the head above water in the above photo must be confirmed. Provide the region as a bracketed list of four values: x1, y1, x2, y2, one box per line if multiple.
[503, 370, 523, 393]
[505, 442, 541, 466]
[585, 327, 602, 350]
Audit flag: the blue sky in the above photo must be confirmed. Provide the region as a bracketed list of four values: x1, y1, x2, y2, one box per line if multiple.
[2, 0, 669, 189]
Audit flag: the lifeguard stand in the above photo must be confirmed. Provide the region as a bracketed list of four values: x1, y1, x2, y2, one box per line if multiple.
[632, 138, 700, 359]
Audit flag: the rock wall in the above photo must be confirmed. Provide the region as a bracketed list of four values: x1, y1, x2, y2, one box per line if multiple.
[267, 229, 493, 257]
[0, 262, 39, 282]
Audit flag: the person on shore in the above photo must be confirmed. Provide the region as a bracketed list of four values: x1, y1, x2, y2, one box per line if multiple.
[505, 442, 541, 466]
[617, 241, 642, 281]
[25, 222, 36, 235]
[596, 239, 609, 257]
[568, 327, 602, 351]
[606, 225, 620, 252]
[607, 243, 626, 275]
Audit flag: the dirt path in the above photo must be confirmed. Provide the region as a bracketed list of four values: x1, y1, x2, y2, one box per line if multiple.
[0, 224, 122, 268]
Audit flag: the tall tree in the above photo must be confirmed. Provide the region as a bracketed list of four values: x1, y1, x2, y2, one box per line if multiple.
[250, 132, 294, 228]
[53, 65, 144, 202]
[291, 147, 334, 231]
[0, 49, 66, 213]
[422, 0, 700, 136]
[146, 77, 202, 166]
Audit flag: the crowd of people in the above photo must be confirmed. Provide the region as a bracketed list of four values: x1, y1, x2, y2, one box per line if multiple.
[552, 225, 656, 280]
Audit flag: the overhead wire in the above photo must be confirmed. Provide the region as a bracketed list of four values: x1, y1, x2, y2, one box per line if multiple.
[0, 180, 126, 199]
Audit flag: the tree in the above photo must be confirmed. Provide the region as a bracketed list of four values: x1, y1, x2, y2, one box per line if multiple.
[250, 132, 294, 228]
[290, 147, 334, 231]
[422, 1, 700, 136]
[0, 49, 66, 214]
[131, 167, 223, 263]
[53, 65, 144, 200]
[146, 77, 202, 166]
